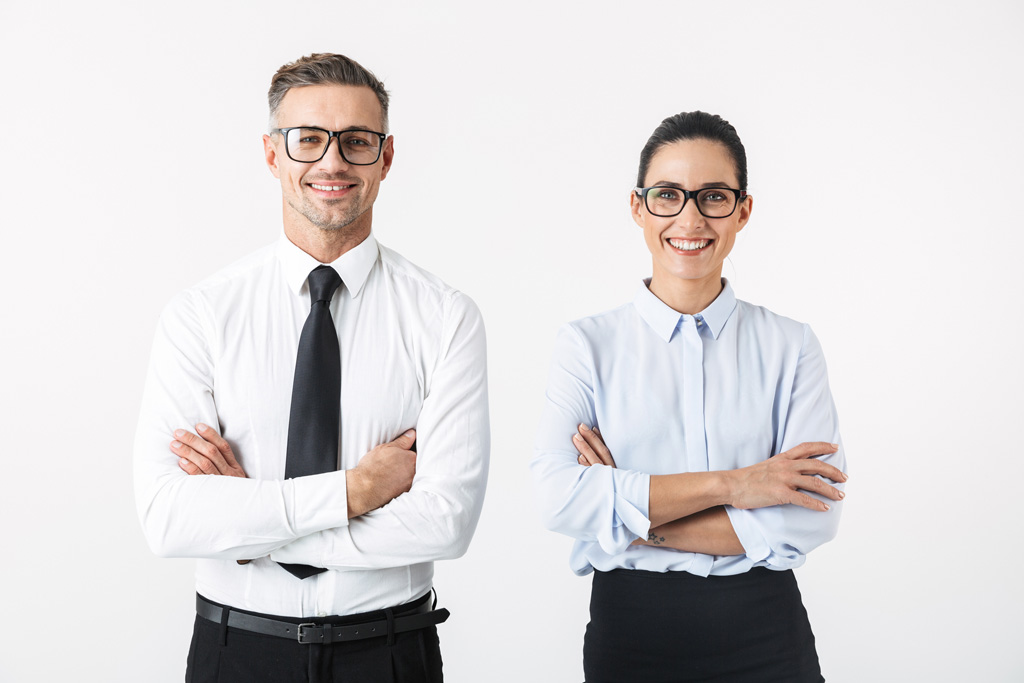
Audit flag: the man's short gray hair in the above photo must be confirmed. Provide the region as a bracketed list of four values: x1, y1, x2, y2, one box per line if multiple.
[268, 53, 390, 132]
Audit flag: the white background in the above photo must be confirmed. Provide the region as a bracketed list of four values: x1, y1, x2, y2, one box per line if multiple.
[2, 1, 1022, 681]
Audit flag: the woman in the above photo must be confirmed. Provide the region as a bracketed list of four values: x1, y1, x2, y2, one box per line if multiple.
[531, 111, 847, 682]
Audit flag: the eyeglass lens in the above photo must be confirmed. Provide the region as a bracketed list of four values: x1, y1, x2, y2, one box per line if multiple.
[645, 187, 737, 218]
[285, 128, 382, 164]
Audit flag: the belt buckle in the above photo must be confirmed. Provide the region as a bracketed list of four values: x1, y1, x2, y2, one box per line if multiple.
[296, 623, 321, 645]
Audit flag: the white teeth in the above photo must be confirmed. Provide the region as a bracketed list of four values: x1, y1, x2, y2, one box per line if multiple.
[311, 183, 350, 191]
[668, 238, 710, 251]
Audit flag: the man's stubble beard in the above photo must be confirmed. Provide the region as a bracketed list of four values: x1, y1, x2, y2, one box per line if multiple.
[288, 190, 368, 234]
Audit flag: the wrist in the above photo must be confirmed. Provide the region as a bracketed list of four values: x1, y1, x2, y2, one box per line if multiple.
[710, 470, 735, 507]
[345, 468, 368, 518]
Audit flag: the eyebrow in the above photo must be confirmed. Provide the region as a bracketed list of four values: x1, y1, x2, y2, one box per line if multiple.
[649, 180, 735, 189]
[290, 125, 379, 132]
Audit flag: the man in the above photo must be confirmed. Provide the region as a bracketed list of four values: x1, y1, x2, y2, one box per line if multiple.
[134, 53, 489, 682]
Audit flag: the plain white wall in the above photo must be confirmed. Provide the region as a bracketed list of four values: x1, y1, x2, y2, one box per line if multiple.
[2, 1, 1022, 681]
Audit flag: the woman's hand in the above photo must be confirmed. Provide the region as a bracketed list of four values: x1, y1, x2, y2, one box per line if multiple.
[573, 424, 616, 468]
[725, 442, 846, 512]
[170, 423, 248, 478]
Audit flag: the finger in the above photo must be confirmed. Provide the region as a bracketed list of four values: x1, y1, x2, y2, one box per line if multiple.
[578, 454, 590, 467]
[778, 442, 838, 460]
[798, 475, 846, 502]
[174, 429, 232, 474]
[578, 424, 615, 467]
[171, 440, 216, 475]
[390, 429, 416, 451]
[177, 455, 203, 475]
[798, 458, 848, 483]
[787, 490, 832, 512]
[196, 423, 241, 467]
[572, 433, 600, 466]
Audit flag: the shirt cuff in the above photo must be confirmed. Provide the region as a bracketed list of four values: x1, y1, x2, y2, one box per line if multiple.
[288, 470, 350, 536]
[597, 469, 651, 555]
[724, 505, 774, 564]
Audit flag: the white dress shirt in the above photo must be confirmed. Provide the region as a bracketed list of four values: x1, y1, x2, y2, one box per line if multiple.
[532, 280, 845, 577]
[134, 233, 489, 617]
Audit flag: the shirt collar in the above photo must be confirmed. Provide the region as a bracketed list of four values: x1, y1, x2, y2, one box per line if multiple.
[278, 232, 379, 298]
[632, 278, 738, 342]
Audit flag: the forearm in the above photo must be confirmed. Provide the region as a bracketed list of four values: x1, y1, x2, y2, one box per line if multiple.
[635, 506, 744, 556]
[135, 463, 349, 559]
[648, 470, 731, 528]
[272, 476, 485, 569]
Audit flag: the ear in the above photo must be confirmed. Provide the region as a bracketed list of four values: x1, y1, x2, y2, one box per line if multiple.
[378, 135, 395, 181]
[263, 133, 281, 179]
[734, 194, 753, 233]
[630, 189, 645, 228]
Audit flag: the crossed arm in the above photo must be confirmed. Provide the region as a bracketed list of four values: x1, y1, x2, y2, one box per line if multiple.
[171, 424, 416, 519]
[571, 424, 846, 556]
[135, 288, 488, 569]
[532, 322, 847, 567]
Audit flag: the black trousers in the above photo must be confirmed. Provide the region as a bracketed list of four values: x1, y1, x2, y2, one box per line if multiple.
[583, 568, 824, 683]
[186, 594, 443, 683]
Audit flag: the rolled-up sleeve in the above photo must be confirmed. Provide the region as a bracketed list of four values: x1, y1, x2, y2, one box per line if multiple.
[531, 324, 651, 555]
[725, 325, 847, 569]
[133, 291, 350, 560]
[270, 292, 490, 570]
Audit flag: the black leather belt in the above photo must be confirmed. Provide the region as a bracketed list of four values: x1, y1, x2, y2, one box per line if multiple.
[196, 593, 449, 645]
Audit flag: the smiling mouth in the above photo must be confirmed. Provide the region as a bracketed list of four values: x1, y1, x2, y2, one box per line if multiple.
[309, 182, 356, 192]
[667, 238, 713, 252]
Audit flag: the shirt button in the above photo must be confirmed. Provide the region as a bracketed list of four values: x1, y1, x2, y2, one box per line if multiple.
[316, 611, 327, 617]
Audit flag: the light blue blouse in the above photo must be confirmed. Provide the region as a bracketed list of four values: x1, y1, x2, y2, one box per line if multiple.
[532, 279, 846, 577]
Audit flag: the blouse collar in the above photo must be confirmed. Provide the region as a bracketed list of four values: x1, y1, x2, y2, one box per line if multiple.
[632, 278, 738, 342]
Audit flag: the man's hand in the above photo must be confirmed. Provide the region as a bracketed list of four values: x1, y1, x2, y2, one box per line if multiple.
[725, 442, 846, 512]
[573, 424, 616, 467]
[171, 424, 247, 478]
[346, 429, 418, 519]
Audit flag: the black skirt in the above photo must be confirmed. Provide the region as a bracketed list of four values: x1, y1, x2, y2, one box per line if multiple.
[583, 567, 823, 683]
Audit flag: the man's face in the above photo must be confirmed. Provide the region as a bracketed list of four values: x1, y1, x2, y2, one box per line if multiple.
[263, 84, 393, 240]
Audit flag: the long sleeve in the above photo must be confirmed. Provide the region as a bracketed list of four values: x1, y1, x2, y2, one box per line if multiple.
[133, 290, 350, 560]
[530, 324, 652, 556]
[724, 325, 847, 569]
[269, 292, 490, 570]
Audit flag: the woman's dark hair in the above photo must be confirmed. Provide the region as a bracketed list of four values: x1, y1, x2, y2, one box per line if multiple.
[636, 111, 747, 190]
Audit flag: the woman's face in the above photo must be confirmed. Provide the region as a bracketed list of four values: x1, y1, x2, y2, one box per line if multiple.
[631, 138, 752, 289]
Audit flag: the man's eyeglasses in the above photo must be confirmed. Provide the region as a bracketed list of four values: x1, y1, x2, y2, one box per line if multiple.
[271, 127, 387, 165]
[635, 186, 749, 219]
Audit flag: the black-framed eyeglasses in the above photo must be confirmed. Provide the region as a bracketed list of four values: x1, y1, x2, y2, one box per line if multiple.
[270, 127, 387, 165]
[635, 186, 749, 218]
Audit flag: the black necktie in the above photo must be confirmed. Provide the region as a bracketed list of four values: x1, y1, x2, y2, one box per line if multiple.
[279, 265, 342, 579]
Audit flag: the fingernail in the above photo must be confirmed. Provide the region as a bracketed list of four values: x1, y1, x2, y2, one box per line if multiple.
[174, 429, 185, 438]
[838, 491, 845, 499]
[580, 424, 591, 432]
[404, 429, 415, 437]
[572, 433, 582, 441]
[197, 423, 208, 432]
[171, 441, 182, 449]
[824, 504, 831, 511]
[831, 443, 839, 449]
[179, 458, 188, 465]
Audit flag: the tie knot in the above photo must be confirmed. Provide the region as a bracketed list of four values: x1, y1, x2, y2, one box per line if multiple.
[307, 265, 342, 306]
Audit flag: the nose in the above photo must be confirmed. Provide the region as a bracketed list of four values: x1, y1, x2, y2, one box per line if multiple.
[317, 135, 352, 171]
[675, 197, 707, 229]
